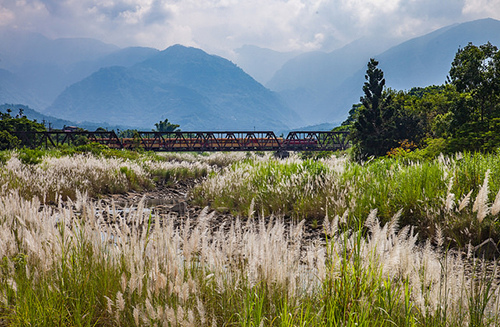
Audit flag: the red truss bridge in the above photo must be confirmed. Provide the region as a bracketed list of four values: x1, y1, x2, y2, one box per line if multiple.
[12, 130, 350, 152]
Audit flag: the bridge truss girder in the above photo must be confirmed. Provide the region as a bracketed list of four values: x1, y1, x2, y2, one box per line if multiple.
[12, 131, 350, 152]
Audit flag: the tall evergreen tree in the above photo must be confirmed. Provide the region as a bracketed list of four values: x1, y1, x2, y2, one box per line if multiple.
[351, 59, 397, 159]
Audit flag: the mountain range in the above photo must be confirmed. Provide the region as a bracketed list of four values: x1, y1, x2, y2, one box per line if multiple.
[45, 45, 299, 130]
[266, 18, 500, 124]
[1, 18, 500, 130]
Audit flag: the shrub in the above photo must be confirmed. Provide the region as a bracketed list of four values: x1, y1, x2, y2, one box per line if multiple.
[17, 148, 45, 165]
[0, 130, 20, 150]
[386, 139, 417, 157]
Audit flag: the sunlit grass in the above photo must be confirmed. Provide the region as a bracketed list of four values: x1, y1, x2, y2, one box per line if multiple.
[1, 190, 499, 326]
[1, 149, 500, 325]
[0, 149, 248, 204]
[193, 152, 500, 248]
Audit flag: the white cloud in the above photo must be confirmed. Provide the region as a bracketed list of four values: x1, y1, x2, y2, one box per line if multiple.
[463, 0, 500, 17]
[1, 0, 499, 53]
[0, 6, 15, 26]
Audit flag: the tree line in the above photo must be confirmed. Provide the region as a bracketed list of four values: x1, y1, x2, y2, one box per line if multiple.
[0, 109, 46, 150]
[0, 110, 182, 150]
[343, 42, 500, 160]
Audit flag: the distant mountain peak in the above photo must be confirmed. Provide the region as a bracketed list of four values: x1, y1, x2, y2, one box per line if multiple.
[45, 44, 300, 130]
[264, 18, 500, 125]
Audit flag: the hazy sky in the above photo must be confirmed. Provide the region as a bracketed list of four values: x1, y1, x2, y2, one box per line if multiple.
[1, 0, 500, 57]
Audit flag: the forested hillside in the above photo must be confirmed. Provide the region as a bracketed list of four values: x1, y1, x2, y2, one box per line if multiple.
[344, 42, 500, 159]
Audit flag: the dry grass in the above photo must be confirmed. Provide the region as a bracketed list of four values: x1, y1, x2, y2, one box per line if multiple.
[0, 150, 240, 203]
[0, 191, 498, 325]
[1, 150, 500, 325]
[193, 152, 500, 248]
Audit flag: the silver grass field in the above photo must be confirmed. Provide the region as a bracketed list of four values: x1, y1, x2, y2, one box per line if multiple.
[1, 149, 500, 326]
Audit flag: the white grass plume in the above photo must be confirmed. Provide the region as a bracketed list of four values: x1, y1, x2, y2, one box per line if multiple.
[491, 187, 500, 216]
[473, 169, 490, 223]
[459, 190, 473, 212]
[1, 152, 500, 324]
[445, 176, 455, 212]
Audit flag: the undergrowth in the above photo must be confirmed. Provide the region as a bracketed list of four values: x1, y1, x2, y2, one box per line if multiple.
[192, 152, 500, 249]
[1, 149, 500, 325]
[0, 192, 498, 326]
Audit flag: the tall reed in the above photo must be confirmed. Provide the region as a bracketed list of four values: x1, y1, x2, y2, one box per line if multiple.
[0, 191, 498, 326]
[0, 150, 233, 203]
[193, 152, 500, 248]
[1, 150, 500, 325]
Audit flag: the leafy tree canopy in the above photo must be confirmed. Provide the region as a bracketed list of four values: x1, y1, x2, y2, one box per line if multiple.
[446, 42, 500, 151]
[0, 108, 46, 133]
[343, 42, 500, 159]
[154, 119, 181, 132]
[0, 108, 46, 150]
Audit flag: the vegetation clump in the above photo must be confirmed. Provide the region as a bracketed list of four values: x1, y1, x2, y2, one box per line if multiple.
[193, 152, 500, 249]
[0, 149, 241, 204]
[345, 42, 500, 160]
[0, 109, 46, 150]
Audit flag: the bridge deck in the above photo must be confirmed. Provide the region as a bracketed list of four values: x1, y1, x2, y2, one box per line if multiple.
[12, 131, 350, 152]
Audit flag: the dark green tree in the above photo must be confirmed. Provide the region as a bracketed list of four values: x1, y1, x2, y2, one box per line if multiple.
[0, 109, 46, 149]
[447, 42, 500, 151]
[0, 130, 20, 150]
[351, 59, 397, 159]
[389, 90, 423, 143]
[337, 103, 363, 131]
[0, 110, 46, 133]
[154, 119, 180, 132]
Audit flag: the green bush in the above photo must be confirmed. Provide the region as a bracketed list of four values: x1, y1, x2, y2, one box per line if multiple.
[0, 150, 11, 164]
[17, 148, 45, 165]
[0, 130, 20, 150]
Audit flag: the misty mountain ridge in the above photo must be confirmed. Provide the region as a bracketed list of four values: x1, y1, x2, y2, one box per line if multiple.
[0, 29, 158, 108]
[2, 18, 500, 131]
[0, 29, 119, 68]
[45, 45, 300, 130]
[267, 36, 401, 93]
[233, 45, 300, 85]
[268, 18, 500, 125]
[378, 18, 500, 90]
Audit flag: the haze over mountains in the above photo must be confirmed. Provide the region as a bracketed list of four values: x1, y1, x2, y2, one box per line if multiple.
[267, 18, 500, 124]
[46, 45, 299, 131]
[1, 18, 500, 130]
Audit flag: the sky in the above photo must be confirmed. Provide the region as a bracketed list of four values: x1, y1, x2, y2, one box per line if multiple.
[1, 0, 500, 58]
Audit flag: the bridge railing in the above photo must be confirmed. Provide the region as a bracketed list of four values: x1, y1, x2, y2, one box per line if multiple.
[11, 130, 350, 152]
[283, 131, 350, 151]
[127, 131, 282, 151]
[12, 131, 123, 149]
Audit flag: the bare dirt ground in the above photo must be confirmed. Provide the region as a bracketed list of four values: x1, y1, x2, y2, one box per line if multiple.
[93, 179, 500, 278]
[99, 179, 325, 241]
